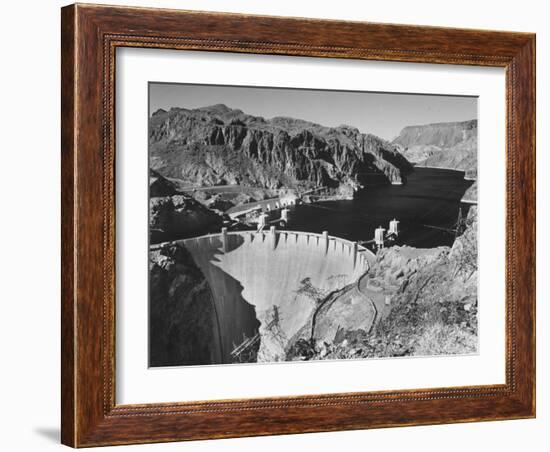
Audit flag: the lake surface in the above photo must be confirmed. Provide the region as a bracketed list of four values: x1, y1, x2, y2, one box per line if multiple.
[286, 167, 475, 249]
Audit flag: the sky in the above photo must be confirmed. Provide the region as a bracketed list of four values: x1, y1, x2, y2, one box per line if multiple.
[149, 82, 477, 141]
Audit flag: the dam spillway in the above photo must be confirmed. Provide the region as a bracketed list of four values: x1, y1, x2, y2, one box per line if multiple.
[167, 229, 375, 363]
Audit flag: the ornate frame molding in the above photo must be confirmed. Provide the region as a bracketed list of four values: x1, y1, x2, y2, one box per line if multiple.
[61, 4, 535, 447]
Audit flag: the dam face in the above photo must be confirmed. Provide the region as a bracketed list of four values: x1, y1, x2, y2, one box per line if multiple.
[182, 229, 374, 363]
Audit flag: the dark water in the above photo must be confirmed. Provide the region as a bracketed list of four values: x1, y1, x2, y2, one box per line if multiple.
[286, 167, 474, 249]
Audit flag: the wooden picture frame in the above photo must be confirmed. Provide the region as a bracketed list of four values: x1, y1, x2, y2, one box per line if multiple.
[61, 3, 536, 447]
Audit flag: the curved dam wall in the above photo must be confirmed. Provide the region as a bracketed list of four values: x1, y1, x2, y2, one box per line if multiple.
[178, 229, 375, 363]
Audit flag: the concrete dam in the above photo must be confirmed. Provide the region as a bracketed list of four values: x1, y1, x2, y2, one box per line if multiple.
[165, 228, 376, 363]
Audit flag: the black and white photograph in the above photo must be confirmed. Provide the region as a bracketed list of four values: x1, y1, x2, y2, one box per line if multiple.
[1, 0, 542, 449]
[148, 83, 479, 367]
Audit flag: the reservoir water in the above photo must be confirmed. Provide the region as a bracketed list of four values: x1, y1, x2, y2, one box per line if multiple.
[287, 167, 475, 249]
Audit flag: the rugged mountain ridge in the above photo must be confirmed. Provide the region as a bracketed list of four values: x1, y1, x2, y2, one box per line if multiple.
[149, 104, 413, 191]
[393, 119, 477, 176]
[393, 119, 478, 202]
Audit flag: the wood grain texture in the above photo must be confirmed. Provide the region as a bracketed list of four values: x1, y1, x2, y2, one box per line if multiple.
[60, 3, 536, 447]
[60, 5, 76, 447]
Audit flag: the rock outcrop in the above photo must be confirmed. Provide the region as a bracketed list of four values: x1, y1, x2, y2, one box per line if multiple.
[149, 104, 413, 192]
[462, 180, 478, 203]
[393, 120, 478, 202]
[149, 168, 177, 197]
[149, 193, 223, 243]
[393, 119, 477, 177]
[149, 243, 223, 366]
[286, 207, 478, 361]
[366, 207, 478, 357]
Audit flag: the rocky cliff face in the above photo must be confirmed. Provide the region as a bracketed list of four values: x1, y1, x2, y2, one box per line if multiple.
[149, 244, 222, 366]
[149, 168, 177, 197]
[149, 104, 412, 191]
[366, 208, 477, 357]
[393, 119, 477, 178]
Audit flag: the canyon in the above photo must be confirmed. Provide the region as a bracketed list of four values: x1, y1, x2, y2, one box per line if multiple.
[148, 107, 479, 366]
[393, 119, 478, 202]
